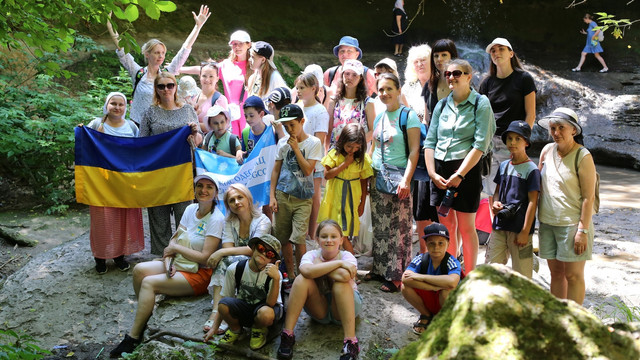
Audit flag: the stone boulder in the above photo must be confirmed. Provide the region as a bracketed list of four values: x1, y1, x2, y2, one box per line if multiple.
[394, 264, 640, 360]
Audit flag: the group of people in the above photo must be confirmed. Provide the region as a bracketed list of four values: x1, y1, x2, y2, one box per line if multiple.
[90, 5, 598, 359]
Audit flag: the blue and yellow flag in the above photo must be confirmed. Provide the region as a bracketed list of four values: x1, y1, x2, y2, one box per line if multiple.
[75, 125, 194, 208]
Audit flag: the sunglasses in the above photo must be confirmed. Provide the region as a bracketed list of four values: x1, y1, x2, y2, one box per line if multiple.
[444, 70, 469, 78]
[256, 243, 277, 259]
[156, 83, 176, 90]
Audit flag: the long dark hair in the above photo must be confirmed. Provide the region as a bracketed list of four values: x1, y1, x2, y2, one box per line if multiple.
[334, 74, 368, 102]
[428, 39, 458, 94]
[334, 123, 366, 164]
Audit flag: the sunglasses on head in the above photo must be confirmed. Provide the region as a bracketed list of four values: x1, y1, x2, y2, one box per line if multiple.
[256, 243, 277, 259]
[444, 70, 469, 78]
[200, 61, 219, 68]
[156, 83, 176, 90]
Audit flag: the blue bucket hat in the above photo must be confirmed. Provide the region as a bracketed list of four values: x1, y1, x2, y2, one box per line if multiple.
[501, 120, 531, 148]
[333, 36, 363, 60]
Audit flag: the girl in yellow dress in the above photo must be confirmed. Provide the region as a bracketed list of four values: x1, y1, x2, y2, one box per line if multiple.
[318, 123, 373, 253]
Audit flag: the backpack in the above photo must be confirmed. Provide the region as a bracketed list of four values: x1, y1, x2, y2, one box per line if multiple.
[437, 95, 492, 176]
[398, 106, 429, 181]
[203, 132, 238, 155]
[210, 91, 221, 107]
[234, 259, 272, 294]
[575, 147, 600, 213]
[131, 66, 168, 103]
[418, 252, 465, 280]
[327, 65, 370, 86]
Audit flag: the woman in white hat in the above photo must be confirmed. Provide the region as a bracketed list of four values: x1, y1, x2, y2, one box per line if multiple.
[537, 108, 596, 306]
[110, 172, 224, 358]
[106, 5, 210, 126]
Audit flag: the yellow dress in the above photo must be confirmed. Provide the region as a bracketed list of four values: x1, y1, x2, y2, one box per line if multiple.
[317, 149, 374, 236]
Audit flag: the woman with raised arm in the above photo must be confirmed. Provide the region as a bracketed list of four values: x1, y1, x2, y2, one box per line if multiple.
[106, 5, 210, 125]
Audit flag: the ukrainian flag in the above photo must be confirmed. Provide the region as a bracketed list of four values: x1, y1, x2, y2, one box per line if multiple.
[75, 125, 194, 208]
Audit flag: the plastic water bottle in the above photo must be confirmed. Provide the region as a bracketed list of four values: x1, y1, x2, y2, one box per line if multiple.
[438, 189, 458, 217]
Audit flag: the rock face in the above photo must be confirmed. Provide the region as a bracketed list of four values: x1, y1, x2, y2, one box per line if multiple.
[394, 264, 640, 360]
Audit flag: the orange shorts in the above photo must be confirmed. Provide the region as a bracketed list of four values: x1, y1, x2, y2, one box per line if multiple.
[180, 267, 213, 295]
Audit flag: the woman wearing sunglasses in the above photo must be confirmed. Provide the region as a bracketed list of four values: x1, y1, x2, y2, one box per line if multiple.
[140, 72, 202, 255]
[203, 184, 271, 336]
[110, 172, 224, 358]
[424, 59, 496, 275]
[106, 5, 210, 126]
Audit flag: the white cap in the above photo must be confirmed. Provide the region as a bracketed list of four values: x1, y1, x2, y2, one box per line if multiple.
[485, 37, 513, 53]
[375, 57, 399, 76]
[177, 76, 200, 99]
[228, 30, 251, 45]
[194, 172, 220, 189]
[206, 104, 230, 120]
[303, 64, 324, 87]
[343, 59, 364, 76]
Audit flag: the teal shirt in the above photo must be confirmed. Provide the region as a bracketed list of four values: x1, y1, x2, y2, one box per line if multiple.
[372, 106, 421, 170]
[424, 89, 495, 161]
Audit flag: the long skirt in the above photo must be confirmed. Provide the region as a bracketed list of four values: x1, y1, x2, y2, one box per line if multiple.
[370, 180, 413, 282]
[90, 206, 144, 259]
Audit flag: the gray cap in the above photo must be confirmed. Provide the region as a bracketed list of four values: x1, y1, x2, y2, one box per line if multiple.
[248, 234, 281, 260]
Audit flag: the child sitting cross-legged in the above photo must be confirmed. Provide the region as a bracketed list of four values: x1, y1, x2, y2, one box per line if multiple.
[203, 234, 283, 350]
[277, 219, 362, 360]
[401, 223, 461, 335]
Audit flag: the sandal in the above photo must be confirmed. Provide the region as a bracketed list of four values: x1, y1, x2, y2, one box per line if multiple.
[380, 280, 400, 293]
[412, 314, 432, 335]
[203, 319, 214, 333]
[571, 67, 581, 72]
[363, 272, 385, 282]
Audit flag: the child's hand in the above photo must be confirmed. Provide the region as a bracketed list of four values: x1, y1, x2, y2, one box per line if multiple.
[287, 136, 299, 151]
[216, 149, 230, 157]
[580, 29, 587, 35]
[270, 198, 278, 213]
[403, 271, 421, 282]
[235, 151, 244, 164]
[203, 326, 218, 342]
[492, 201, 504, 214]
[358, 200, 366, 217]
[340, 261, 357, 279]
[265, 260, 281, 280]
[515, 231, 529, 247]
[344, 152, 355, 166]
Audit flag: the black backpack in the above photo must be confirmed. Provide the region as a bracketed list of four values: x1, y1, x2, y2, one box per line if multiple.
[203, 132, 238, 155]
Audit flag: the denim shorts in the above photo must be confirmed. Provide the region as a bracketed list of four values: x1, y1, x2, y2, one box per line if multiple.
[538, 222, 593, 262]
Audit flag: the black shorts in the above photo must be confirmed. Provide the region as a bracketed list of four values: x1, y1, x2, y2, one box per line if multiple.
[412, 180, 438, 222]
[219, 297, 284, 328]
[429, 158, 482, 213]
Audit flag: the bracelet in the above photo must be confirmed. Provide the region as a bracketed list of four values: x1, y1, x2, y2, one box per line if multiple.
[455, 172, 465, 180]
[577, 228, 588, 234]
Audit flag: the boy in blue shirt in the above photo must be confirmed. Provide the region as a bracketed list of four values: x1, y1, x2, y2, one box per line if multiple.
[485, 120, 541, 278]
[270, 104, 323, 285]
[401, 223, 461, 335]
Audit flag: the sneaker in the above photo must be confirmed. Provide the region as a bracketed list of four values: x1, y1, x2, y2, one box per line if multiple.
[599, 67, 609, 73]
[339, 340, 360, 360]
[249, 327, 268, 350]
[277, 331, 296, 359]
[219, 329, 241, 345]
[114, 256, 130, 272]
[109, 334, 140, 358]
[95, 258, 107, 275]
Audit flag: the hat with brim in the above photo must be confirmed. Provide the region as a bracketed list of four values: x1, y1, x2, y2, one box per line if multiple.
[485, 37, 513, 53]
[252, 41, 277, 70]
[422, 223, 450, 241]
[228, 30, 251, 45]
[268, 87, 292, 109]
[537, 107, 582, 136]
[193, 172, 220, 190]
[303, 64, 324, 87]
[332, 36, 363, 60]
[206, 104, 230, 121]
[501, 120, 532, 148]
[177, 76, 200, 99]
[277, 104, 304, 122]
[374, 57, 398, 75]
[248, 234, 281, 260]
[243, 95, 269, 114]
[342, 59, 364, 77]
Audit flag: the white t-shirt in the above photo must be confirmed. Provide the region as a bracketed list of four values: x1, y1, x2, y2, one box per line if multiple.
[300, 249, 359, 291]
[302, 103, 330, 138]
[178, 203, 225, 251]
[221, 260, 283, 306]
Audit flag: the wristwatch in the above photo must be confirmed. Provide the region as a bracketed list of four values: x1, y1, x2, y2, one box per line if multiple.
[577, 228, 588, 234]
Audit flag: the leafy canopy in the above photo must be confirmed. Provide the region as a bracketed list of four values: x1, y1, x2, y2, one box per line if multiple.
[0, 0, 177, 75]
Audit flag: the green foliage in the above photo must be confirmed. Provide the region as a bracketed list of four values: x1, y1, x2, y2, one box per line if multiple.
[593, 296, 640, 324]
[1, 0, 177, 77]
[366, 343, 399, 360]
[274, 55, 303, 88]
[0, 329, 51, 360]
[594, 12, 637, 40]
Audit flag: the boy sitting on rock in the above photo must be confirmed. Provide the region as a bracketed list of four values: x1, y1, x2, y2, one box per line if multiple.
[401, 223, 461, 334]
[204, 234, 283, 350]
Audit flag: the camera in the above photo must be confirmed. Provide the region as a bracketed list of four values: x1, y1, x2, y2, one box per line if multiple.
[496, 203, 521, 222]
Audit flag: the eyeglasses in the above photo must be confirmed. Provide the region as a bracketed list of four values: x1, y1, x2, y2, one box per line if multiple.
[444, 70, 469, 78]
[200, 61, 219, 68]
[256, 243, 277, 259]
[156, 83, 176, 90]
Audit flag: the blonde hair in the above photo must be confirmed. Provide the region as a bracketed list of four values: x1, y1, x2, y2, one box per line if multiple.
[152, 72, 183, 107]
[404, 44, 432, 83]
[228, 43, 252, 86]
[141, 39, 166, 64]
[223, 183, 262, 221]
[248, 50, 276, 98]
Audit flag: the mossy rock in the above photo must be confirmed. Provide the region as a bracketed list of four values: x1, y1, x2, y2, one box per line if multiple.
[394, 264, 640, 360]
